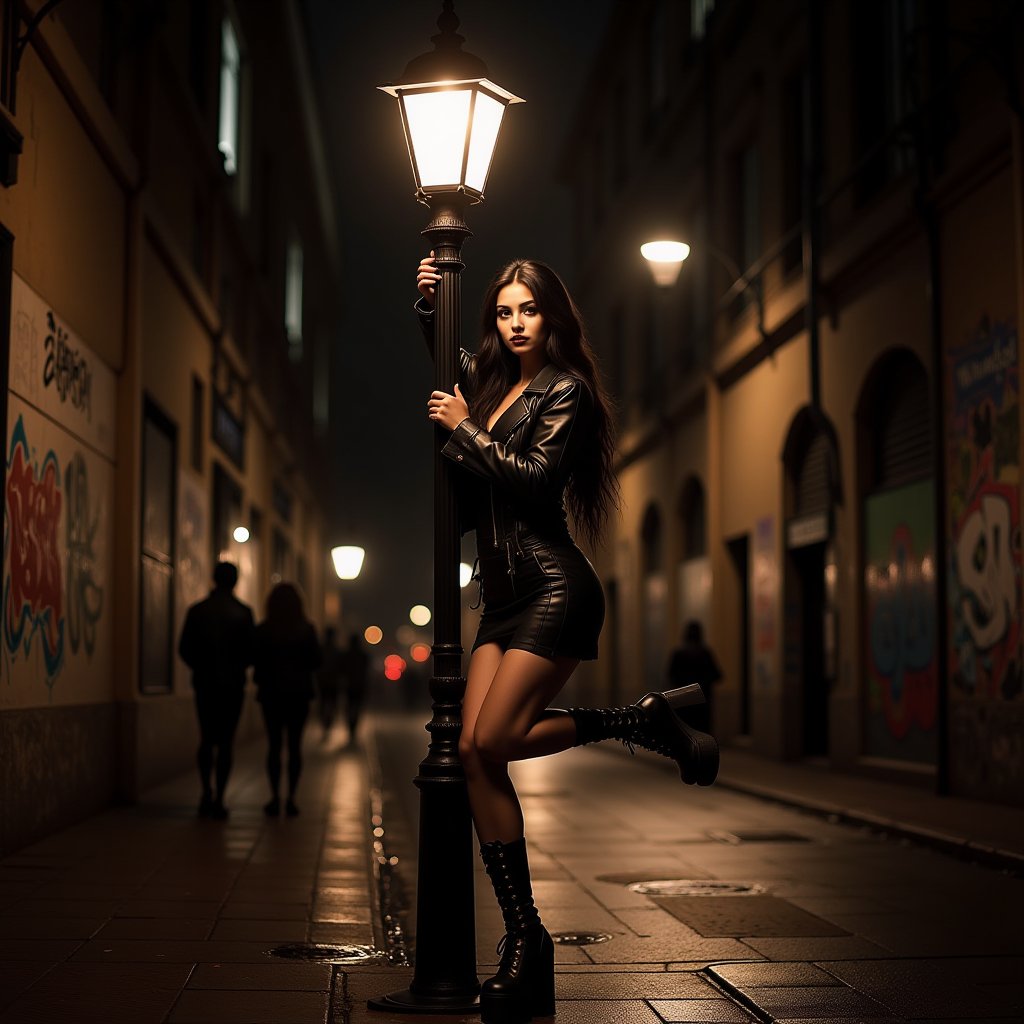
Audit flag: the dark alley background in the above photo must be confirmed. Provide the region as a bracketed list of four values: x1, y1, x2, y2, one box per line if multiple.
[303, 0, 613, 637]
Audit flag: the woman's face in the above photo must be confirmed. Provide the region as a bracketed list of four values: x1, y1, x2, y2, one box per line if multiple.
[495, 280, 548, 358]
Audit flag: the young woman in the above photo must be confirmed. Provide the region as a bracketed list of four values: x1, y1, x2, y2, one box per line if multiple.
[417, 255, 718, 1024]
[253, 583, 322, 817]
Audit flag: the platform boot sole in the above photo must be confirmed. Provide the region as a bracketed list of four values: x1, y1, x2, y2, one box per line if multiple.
[479, 929, 555, 1023]
[641, 689, 720, 786]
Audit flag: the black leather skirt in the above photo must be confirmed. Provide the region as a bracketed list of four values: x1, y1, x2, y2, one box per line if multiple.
[473, 535, 605, 661]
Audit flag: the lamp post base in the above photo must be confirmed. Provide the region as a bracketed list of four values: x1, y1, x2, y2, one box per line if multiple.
[366, 989, 481, 1015]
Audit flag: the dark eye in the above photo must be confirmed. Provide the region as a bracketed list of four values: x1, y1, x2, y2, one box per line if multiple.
[497, 309, 511, 318]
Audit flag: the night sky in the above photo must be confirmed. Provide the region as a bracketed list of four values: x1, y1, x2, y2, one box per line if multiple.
[302, 0, 613, 641]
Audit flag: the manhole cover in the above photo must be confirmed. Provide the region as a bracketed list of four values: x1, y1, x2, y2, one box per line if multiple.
[550, 931, 614, 946]
[708, 829, 812, 844]
[628, 880, 765, 896]
[268, 943, 382, 963]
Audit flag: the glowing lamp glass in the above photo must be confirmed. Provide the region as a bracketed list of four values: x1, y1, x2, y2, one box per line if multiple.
[331, 545, 365, 580]
[380, 78, 523, 201]
[232, 526, 250, 543]
[641, 240, 691, 287]
[459, 562, 473, 588]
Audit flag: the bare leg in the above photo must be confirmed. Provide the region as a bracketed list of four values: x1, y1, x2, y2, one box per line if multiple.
[460, 646, 579, 843]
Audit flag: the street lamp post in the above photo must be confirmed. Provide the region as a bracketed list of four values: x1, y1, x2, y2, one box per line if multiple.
[370, 2, 522, 1014]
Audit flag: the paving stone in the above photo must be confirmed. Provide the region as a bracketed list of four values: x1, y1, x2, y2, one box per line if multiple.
[212, 918, 309, 942]
[0, 916, 104, 939]
[740, 985, 894, 1017]
[188, 962, 333, 990]
[0, 962, 53, 1010]
[167, 988, 328, 1023]
[556, 972, 718, 999]
[96, 918, 214, 940]
[648, 998, 753, 1021]
[0, 963, 193, 1024]
[741, 936, 894, 960]
[220, 902, 312, 920]
[115, 899, 222, 919]
[653, 895, 848, 938]
[710, 961, 844, 987]
[822, 959, 1024, 1018]
[70, 938, 278, 962]
[0, 939, 83, 961]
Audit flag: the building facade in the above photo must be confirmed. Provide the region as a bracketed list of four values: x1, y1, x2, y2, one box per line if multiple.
[562, 0, 1023, 805]
[0, 0, 339, 854]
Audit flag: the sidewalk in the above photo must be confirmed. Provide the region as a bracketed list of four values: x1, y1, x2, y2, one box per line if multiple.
[633, 744, 1024, 871]
[0, 712, 1021, 1023]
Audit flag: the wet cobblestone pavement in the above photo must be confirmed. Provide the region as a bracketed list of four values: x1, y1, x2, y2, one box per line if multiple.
[0, 709, 1020, 1023]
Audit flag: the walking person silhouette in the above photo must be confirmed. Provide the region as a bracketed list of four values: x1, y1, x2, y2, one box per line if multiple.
[254, 583, 322, 817]
[415, 254, 719, 1024]
[178, 561, 255, 820]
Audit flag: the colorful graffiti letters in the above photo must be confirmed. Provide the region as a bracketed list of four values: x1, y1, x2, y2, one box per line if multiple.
[4, 416, 65, 678]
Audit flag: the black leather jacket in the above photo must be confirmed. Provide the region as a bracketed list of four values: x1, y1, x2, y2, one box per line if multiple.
[416, 299, 592, 559]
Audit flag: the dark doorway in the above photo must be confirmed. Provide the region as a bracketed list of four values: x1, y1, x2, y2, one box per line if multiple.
[727, 535, 751, 736]
[790, 541, 828, 756]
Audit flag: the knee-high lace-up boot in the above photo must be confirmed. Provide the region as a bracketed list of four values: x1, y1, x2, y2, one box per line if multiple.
[478, 837, 555, 1024]
[569, 683, 720, 785]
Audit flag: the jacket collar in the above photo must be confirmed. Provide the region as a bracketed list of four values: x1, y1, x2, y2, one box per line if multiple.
[489, 363, 567, 439]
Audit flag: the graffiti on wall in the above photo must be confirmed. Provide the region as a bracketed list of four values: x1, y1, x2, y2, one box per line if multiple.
[4, 415, 65, 680]
[863, 480, 937, 764]
[3, 414, 108, 690]
[64, 452, 104, 656]
[948, 318, 1021, 704]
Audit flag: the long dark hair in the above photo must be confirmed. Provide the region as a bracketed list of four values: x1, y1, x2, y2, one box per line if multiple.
[472, 259, 619, 547]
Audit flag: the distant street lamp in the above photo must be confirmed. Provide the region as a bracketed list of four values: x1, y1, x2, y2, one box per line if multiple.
[331, 545, 365, 581]
[370, 1, 522, 1015]
[641, 237, 767, 343]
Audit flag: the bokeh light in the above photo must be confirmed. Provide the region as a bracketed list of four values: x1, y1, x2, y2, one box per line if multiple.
[232, 526, 250, 543]
[364, 625, 383, 645]
[383, 653, 408, 681]
[410, 642, 430, 663]
[409, 604, 432, 626]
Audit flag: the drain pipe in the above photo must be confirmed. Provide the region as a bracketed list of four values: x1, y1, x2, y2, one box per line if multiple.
[803, 0, 823, 411]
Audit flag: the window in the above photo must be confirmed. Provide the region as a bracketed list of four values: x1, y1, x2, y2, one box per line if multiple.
[690, 0, 716, 42]
[212, 462, 243, 562]
[781, 70, 806, 274]
[285, 232, 304, 359]
[188, 0, 208, 110]
[140, 401, 176, 694]
[218, 14, 241, 175]
[851, 0, 916, 203]
[645, 2, 669, 127]
[733, 143, 761, 315]
[190, 375, 204, 473]
[314, 327, 329, 432]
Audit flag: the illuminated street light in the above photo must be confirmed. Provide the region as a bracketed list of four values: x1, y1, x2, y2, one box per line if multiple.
[459, 561, 473, 588]
[642, 236, 768, 343]
[640, 239, 690, 287]
[372, 1, 522, 1012]
[331, 545, 365, 580]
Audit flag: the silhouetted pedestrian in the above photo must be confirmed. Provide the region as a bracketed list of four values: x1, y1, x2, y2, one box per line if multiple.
[178, 561, 255, 820]
[342, 632, 370, 745]
[254, 583, 321, 817]
[666, 620, 723, 733]
[317, 627, 344, 740]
